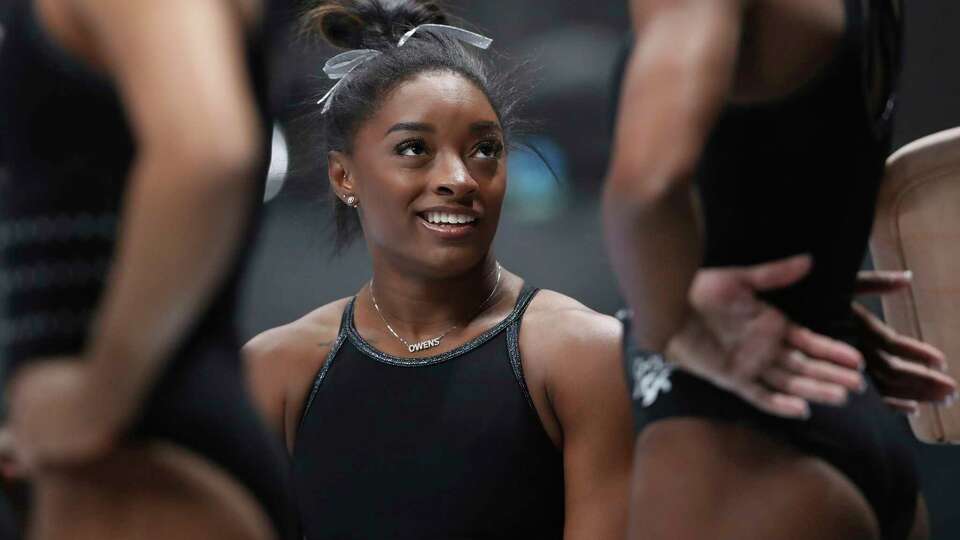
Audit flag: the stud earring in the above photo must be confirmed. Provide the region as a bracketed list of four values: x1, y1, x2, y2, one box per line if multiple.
[345, 195, 358, 208]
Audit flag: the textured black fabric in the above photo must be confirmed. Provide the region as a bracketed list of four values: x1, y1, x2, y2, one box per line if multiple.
[293, 285, 565, 540]
[0, 1, 296, 536]
[615, 1, 917, 539]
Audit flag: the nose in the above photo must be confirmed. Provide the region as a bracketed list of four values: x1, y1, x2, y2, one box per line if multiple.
[432, 152, 479, 198]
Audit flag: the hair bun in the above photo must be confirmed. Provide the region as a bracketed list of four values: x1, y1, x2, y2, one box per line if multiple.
[306, 0, 448, 50]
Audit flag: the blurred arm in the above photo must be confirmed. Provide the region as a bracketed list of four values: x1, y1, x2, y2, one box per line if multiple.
[603, 0, 744, 350]
[73, 0, 263, 414]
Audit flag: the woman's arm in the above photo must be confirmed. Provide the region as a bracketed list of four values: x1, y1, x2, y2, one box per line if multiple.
[243, 331, 297, 446]
[603, 0, 743, 351]
[9, 0, 265, 467]
[243, 301, 347, 451]
[80, 0, 263, 411]
[521, 297, 635, 540]
[243, 323, 337, 451]
[601, 0, 859, 419]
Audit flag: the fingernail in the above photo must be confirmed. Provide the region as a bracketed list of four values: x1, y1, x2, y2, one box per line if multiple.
[903, 270, 914, 281]
[857, 377, 868, 394]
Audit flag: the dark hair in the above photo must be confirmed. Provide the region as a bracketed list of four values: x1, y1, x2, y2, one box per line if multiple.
[303, 0, 525, 253]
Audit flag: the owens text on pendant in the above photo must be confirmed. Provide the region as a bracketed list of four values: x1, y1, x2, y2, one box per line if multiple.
[408, 338, 442, 353]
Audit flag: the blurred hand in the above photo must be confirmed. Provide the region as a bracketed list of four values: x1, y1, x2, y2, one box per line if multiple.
[7, 360, 128, 472]
[667, 255, 865, 419]
[851, 271, 958, 414]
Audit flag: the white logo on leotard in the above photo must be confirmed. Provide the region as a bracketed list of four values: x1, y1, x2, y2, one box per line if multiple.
[631, 354, 675, 407]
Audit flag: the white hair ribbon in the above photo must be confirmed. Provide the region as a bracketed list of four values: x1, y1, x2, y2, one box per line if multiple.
[397, 23, 493, 49]
[317, 49, 382, 113]
[318, 24, 493, 114]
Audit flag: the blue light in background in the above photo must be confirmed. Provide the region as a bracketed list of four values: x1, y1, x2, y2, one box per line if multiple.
[505, 136, 570, 222]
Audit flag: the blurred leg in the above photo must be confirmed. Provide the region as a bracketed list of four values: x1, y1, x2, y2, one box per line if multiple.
[28, 442, 275, 540]
[628, 419, 880, 540]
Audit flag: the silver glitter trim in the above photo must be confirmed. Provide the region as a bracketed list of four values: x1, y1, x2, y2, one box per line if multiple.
[504, 291, 540, 413]
[297, 323, 348, 433]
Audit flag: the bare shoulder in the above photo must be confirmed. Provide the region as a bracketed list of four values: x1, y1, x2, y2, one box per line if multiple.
[519, 289, 624, 387]
[243, 297, 353, 444]
[522, 289, 623, 355]
[243, 297, 351, 372]
[521, 290, 632, 440]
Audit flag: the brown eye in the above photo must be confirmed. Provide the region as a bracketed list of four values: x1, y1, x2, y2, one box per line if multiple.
[396, 139, 428, 157]
[473, 140, 503, 159]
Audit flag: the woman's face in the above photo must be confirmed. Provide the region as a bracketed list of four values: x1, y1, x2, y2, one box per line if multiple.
[336, 71, 507, 277]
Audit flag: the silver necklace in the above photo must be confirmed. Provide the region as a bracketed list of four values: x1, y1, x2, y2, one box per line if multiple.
[369, 262, 502, 354]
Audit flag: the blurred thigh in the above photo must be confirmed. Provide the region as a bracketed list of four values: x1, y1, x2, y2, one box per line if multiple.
[629, 418, 880, 540]
[28, 442, 275, 540]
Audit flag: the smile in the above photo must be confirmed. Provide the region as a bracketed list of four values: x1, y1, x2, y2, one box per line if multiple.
[422, 211, 477, 225]
[417, 211, 479, 239]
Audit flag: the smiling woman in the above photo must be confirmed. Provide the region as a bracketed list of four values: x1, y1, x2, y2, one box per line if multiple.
[328, 71, 507, 272]
[241, 1, 636, 539]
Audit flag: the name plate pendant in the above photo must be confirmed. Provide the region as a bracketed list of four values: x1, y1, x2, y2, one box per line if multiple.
[408, 337, 442, 353]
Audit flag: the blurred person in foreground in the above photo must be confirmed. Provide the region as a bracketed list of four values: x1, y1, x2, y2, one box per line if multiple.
[606, 0, 955, 539]
[0, 0, 299, 538]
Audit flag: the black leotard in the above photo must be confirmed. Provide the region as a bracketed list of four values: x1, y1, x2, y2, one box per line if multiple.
[293, 285, 565, 539]
[617, 1, 917, 539]
[698, 0, 902, 334]
[0, 1, 296, 536]
[0, 493, 17, 540]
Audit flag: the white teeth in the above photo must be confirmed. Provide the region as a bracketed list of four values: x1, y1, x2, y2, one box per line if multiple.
[423, 212, 476, 225]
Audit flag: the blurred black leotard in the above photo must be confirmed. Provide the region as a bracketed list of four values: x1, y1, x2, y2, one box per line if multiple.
[616, 1, 917, 539]
[0, 1, 297, 536]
